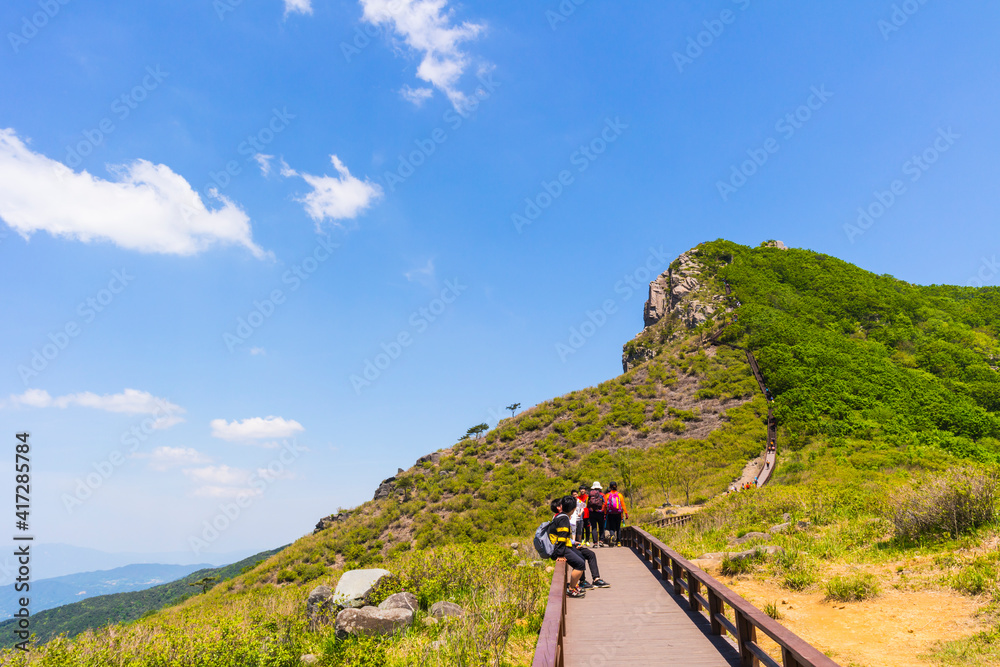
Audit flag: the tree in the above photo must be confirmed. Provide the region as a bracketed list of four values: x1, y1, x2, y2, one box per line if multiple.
[506, 403, 521, 418]
[646, 454, 678, 505]
[188, 576, 218, 594]
[673, 455, 701, 506]
[465, 423, 489, 440]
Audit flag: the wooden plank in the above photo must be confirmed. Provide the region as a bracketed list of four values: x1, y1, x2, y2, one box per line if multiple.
[562, 546, 740, 666]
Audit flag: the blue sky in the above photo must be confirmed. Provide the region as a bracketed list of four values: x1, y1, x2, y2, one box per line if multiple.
[1, 0, 999, 561]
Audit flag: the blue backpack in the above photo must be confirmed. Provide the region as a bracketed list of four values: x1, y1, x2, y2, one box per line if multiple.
[533, 514, 565, 559]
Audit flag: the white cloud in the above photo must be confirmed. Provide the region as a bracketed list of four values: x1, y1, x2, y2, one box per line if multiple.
[405, 258, 435, 285]
[5, 388, 184, 428]
[210, 416, 304, 442]
[283, 155, 383, 226]
[184, 464, 249, 486]
[401, 85, 434, 107]
[284, 0, 312, 16]
[141, 446, 211, 471]
[0, 129, 267, 258]
[360, 0, 486, 111]
[253, 154, 274, 176]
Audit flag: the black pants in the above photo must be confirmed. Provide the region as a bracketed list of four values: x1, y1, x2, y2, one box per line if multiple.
[606, 512, 622, 543]
[575, 546, 601, 580]
[557, 547, 586, 574]
[588, 512, 604, 543]
[581, 516, 591, 543]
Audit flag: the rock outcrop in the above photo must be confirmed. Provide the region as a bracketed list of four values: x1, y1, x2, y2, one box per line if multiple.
[373, 477, 396, 500]
[335, 606, 414, 638]
[332, 568, 393, 608]
[313, 510, 352, 534]
[306, 585, 335, 630]
[623, 247, 734, 371]
[378, 592, 418, 613]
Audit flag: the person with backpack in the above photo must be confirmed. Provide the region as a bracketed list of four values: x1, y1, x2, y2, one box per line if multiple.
[603, 481, 628, 547]
[586, 481, 606, 547]
[559, 495, 610, 590]
[535, 498, 587, 597]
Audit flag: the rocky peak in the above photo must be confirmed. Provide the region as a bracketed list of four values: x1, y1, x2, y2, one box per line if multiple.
[623, 246, 731, 371]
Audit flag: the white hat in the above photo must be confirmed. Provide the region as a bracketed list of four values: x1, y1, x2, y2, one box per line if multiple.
[591, 481, 602, 489]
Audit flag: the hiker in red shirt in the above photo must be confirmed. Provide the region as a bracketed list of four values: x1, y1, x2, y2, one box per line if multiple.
[586, 481, 606, 547]
[603, 481, 628, 547]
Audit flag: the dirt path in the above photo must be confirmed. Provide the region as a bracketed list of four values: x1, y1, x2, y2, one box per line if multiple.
[712, 577, 986, 666]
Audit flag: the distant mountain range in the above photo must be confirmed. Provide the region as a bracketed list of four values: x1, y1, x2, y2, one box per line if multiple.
[0, 563, 211, 620]
[0, 542, 257, 585]
[0, 547, 283, 643]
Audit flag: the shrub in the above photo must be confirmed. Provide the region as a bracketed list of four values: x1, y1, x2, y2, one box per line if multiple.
[825, 572, 879, 602]
[721, 549, 766, 576]
[889, 467, 998, 540]
[951, 561, 998, 596]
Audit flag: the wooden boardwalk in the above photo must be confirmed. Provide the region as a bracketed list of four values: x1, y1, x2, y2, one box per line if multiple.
[562, 546, 741, 666]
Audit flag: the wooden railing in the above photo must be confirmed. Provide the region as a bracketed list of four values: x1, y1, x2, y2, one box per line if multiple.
[531, 560, 567, 667]
[623, 526, 840, 667]
[648, 513, 694, 529]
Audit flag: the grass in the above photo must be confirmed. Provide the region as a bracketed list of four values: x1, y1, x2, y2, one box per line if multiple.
[0, 542, 548, 667]
[824, 572, 880, 602]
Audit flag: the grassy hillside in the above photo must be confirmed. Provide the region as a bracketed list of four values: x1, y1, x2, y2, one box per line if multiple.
[0, 548, 282, 644]
[3, 239, 999, 666]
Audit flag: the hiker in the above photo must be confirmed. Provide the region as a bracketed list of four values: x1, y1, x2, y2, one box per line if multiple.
[569, 486, 586, 545]
[577, 486, 592, 546]
[586, 481, 606, 547]
[604, 481, 628, 547]
[546, 498, 588, 598]
[561, 496, 610, 590]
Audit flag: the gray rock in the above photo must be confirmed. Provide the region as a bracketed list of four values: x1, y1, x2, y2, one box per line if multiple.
[422, 616, 439, 627]
[730, 532, 768, 545]
[417, 452, 442, 465]
[335, 607, 414, 638]
[509, 542, 519, 549]
[306, 585, 334, 630]
[373, 477, 396, 500]
[333, 569, 393, 608]
[378, 592, 418, 613]
[430, 601, 464, 619]
[782, 513, 791, 522]
[796, 520, 812, 530]
[770, 522, 790, 534]
[732, 545, 785, 561]
[300, 655, 319, 665]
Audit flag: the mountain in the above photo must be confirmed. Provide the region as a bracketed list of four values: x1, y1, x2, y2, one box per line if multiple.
[0, 563, 212, 620]
[3, 239, 998, 665]
[0, 548, 282, 644]
[0, 543, 257, 586]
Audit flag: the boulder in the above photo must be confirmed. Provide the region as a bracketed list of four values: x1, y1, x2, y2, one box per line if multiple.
[732, 545, 784, 561]
[335, 607, 414, 638]
[373, 477, 396, 500]
[781, 513, 791, 522]
[306, 585, 334, 630]
[422, 617, 439, 627]
[769, 523, 790, 534]
[796, 520, 812, 530]
[300, 655, 319, 665]
[333, 569, 393, 608]
[378, 592, 418, 614]
[417, 452, 442, 465]
[730, 532, 768, 545]
[430, 601, 464, 619]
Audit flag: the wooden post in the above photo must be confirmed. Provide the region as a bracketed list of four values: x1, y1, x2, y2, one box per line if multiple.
[688, 574, 701, 613]
[708, 589, 723, 635]
[735, 609, 757, 667]
[659, 546, 670, 583]
[672, 559, 683, 596]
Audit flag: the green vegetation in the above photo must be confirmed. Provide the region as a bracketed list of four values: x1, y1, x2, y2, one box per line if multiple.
[0, 543, 546, 667]
[824, 572, 880, 602]
[0, 549, 282, 644]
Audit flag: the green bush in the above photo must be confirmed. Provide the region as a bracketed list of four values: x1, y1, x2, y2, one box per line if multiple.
[824, 572, 879, 602]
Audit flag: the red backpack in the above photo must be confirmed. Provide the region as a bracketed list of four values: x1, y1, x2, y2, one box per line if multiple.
[606, 491, 624, 514]
[587, 489, 604, 512]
